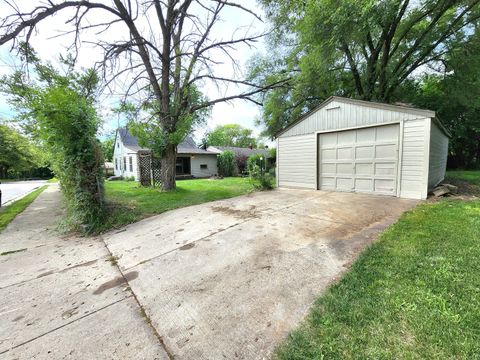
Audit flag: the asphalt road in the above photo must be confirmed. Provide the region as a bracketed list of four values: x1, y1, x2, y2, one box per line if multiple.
[0, 180, 47, 206]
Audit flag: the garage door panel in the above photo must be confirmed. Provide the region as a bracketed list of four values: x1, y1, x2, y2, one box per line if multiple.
[356, 127, 376, 143]
[356, 163, 374, 175]
[376, 125, 399, 140]
[320, 177, 335, 189]
[337, 163, 353, 175]
[336, 177, 354, 190]
[374, 179, 395, 193]
[375, 144, 397, 159]
[355, 178, 373, 192]
[338, 131, 355, 144]
[321, 149, 336, 160]
[319, 124, 399, 196]
[337, 147, 353, 160]
[356, 146, 374, 159]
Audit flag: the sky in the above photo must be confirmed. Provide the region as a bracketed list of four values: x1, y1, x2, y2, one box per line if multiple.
[0, 0, 269, 142]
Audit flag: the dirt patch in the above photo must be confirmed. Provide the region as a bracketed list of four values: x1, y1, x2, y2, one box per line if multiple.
[443, 178, 480, 197]
[211, 205, 258, 220]
[93, 271, 138, 295]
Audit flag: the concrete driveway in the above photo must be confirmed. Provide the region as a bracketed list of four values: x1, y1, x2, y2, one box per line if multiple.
[0, 180, 47, 205]
[104, 188, 417, 359]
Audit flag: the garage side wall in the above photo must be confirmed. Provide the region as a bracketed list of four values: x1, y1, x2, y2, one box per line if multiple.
[399, 118, 429, 199]
[428, 120, 449, 190]
[278, 134, 316, 189]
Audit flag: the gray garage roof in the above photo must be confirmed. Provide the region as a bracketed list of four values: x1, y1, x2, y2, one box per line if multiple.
[117, 128, 216, 155]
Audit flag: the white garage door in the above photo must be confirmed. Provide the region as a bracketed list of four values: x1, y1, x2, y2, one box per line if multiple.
[318, 124, 400, 195]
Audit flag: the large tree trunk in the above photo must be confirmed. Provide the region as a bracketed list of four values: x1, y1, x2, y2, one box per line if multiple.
[160, 143, 177, 191]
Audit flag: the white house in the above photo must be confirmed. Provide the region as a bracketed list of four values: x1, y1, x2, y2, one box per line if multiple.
[276, 96, 450, 200]
[113, 128, 218, 181]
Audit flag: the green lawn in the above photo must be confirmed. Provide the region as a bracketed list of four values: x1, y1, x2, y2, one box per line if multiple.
[0, 186, 47, 232]
[276, 178, 480, 359]
[445, 170, 480, 197]
[101, 177, 255, 232]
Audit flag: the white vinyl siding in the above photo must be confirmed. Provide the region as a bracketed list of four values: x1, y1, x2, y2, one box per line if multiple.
[113, 132, 140, 180]
[278, 134, 316, 189]
[428, 120, 449, 189]
[281, 99, 433, 138]
[398, 118, 429, 199]
[191, 154, 218, 178]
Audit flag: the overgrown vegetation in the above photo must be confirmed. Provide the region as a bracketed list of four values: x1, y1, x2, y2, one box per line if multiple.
[0, 185, 46, 233]
[248, 153, 275, 190]
[1, 49, 105, 233]
[445, 170, 480, 196]
[217, 150, 236, 177]
[99, 177, 254, 233]
[276, 179, 480, 359]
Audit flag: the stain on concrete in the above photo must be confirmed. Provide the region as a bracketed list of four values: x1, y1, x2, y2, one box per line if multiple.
[211, 206, 257, 219]
[177, 228, 184, 232]
[60, 259, 98, 273]
[179, 243, 195, 251]
[12, 315, 24, 322]
[93, 271, 139, 295]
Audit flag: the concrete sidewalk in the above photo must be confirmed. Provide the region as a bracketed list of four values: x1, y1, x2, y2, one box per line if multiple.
[0, 185, 169, 359]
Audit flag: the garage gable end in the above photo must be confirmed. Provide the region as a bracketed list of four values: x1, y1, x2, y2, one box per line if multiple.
[278, 97, 435, 138]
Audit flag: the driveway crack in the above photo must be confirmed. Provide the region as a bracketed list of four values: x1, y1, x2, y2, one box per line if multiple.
[100, 236, 175, 360]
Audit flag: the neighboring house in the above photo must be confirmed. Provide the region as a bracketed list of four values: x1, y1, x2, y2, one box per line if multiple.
[275, 96, 449, 200]
[113, 128, 218, 181]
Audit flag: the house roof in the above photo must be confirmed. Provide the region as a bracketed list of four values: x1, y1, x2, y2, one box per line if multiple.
[117, 127, 216, 155]
[208, 146, 269, 158]
[275, 96, 449, 138]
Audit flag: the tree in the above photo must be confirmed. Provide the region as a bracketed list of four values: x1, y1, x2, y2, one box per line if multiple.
[1, 51, 105, 232]
[217, 150, 235, 177]
[100, 135, 115, 162]
[403, 28, 480, 168]
[253, 0, 480, 137]
[206, 124, 257, 148]
[0, 1, 287, 190]
[0, 124, 42, 178]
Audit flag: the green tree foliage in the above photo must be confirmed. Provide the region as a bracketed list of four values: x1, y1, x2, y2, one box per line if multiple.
[404, 30, 480, 168]
[206, 124, 257, 148]
[252, 0, 480, 137]
[1, 49, 105, 232]
[100, 135, 115, 162]
[217, 150, 235, 177]
[0, 124, 42, 178]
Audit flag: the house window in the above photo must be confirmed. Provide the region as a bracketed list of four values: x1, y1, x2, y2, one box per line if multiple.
[115, 158, 118, 170]
[129, 156, 133, 172]
[200, 164, 208, 169]
[123, 157, 126, 171]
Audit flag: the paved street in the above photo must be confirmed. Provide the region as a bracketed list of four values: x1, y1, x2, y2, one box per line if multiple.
[0, 180, 47, 206]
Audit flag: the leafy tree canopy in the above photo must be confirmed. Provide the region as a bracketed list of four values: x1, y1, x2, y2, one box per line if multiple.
[206, 124, 257, 148]
[252, 0, 480, 138]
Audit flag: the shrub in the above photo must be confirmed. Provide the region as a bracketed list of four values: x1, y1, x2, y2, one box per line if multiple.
[218, 150, 235, 177]
[247, 153, 275, 190]
[235, 154, 248, 175]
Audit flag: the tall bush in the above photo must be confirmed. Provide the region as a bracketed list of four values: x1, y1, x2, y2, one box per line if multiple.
[1, 51, 105, 232]
[247, 153, 274, 190]
[217, 150, 235, 177]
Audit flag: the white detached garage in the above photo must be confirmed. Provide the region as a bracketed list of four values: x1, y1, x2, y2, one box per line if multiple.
[276, 97, 450, 200]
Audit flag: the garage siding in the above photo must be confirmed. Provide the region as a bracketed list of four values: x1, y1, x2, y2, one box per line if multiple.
[428, 120, 449, 189]
[278, 134, 316, 188]
[281, 100, 430, 138]
[399, 118, 429, 199]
